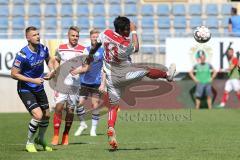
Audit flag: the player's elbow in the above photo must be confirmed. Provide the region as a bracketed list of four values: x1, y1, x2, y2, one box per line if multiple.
[10, 69, 17, 80]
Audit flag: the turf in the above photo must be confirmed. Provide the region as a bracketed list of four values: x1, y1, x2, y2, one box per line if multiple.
[1, 109, 240, 160]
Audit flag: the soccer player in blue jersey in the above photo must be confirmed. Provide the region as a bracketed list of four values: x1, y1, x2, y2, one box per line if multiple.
[11, 26, 56, 152]
[72, 29, 106, 137]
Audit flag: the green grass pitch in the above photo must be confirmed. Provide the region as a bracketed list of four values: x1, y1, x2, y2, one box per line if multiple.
[1, 109, 240, 160]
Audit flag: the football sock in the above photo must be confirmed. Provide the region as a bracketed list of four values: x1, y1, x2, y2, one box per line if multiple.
[108, 105, 119, 128]
[76, 105, 86, 123]
[92, 109, 100, 128]
[27, 118, 40, 144]
[221, 92, 229, 104]
[146, 68, 167, 79]
[237, 92, 240, 101]
[38, 119, 49, 142]
[63, 112, 74, 135]
[53, 113, 62, 136]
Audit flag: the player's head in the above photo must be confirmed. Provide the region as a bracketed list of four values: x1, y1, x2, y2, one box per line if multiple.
[90, 29, 100, 46]
[227, 48, 234, 59]
[25, 26, 40, 45]
[196, 50, 206, 62]
[68, 26, 80, 47]
[114, 16, 130, 37]
[231, 7, 237, 15]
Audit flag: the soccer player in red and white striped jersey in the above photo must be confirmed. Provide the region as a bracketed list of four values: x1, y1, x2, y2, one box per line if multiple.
[51, 26, 89, 145]
[84, 16, 176, 150]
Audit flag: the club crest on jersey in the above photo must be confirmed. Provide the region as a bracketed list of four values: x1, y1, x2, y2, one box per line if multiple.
[40, 51, 45, 57]
[14, 59, 21, 67]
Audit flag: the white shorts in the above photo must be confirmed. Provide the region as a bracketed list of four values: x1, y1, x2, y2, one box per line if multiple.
[54, 91, 78, 108]
[224, 79, 240, 92]
[106, 67, 148, 105]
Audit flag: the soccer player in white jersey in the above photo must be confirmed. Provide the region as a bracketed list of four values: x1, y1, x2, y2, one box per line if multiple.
[51, 26, 89, 145]
[73, 29, 105, 137]
[84, 16, 176, 150]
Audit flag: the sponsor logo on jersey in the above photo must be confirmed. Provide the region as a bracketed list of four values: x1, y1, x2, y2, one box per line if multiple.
[14, 59, 21, 67]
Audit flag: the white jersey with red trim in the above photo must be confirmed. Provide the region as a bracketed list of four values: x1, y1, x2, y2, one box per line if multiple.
[97, 29, 135, 75]
[55, 43, 86, 87]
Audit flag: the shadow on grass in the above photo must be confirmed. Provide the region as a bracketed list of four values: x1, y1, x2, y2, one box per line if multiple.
[107, 146, 176, 152]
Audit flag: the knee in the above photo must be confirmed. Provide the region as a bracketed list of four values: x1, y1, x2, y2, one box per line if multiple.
[33, 112, 43, 121]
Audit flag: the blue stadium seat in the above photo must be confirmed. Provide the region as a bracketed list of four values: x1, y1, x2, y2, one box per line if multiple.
[61, 5, 73, 17]
[141, 46, 156, 54]
[141, 16, 154, 30]
[108, 0, 120, 4]
[77, 17, 90, 32]
[189, 4, 202, 16]
[76, 0, 88, 4]
[12, 17, 25, 29]
[0, 0, 9, 5]
[205, 4, 218, 16]
[44, 5, 57, 17]
[157, 4, 170, 16]
[158, 17, 170, 29]
[42, 0, 57, 4]
[158, 29, 171, 42]
[76, 5, 89, 16]
[221, 4, 232, 16]
[124, 4, 137, 16]
[92, 5, 105, 16]
[12, 5, 25, 17]
[0, 17, 8, 29]
[29, 0, 40, 5]
[12, 0, 25, 5]
[93, 17, 106, 30]
[91, 0, 105, 4]
[189, 16, 203, 29]
[44, 18, 57, 29]
[60, 0, 73, 4]
[221, 17, 229, 29]
[123, 0, 137, 4]
[109, 5, 121, 17]
[28, 5, 41, 17]
[0, 5, 9, 17]
[141, 4, 154, 16]
[141, 33, 155, 44]
[11, 29, 25, 39]
[205, 17, 219, 36]
[172, 4, 186, 16]
[127, 16, 138, 24]
[173, 16, 186, 29]
[28, 17, 41, 28]
[61, 17, 74, 30]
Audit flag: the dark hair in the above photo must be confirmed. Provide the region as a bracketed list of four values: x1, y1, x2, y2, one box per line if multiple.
[228, 47, 234, 52]
[25, 26, 37, 35]
[114, 16, 130, 33]
[231, 7, 237, 15]
[197, 50, 205, 58]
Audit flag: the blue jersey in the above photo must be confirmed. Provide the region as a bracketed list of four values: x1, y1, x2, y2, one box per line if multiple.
[12, 44, 49, 92]
[80, 46, 104, 85]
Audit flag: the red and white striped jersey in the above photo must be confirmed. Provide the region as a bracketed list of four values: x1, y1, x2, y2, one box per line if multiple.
[55, 43, 86, 87]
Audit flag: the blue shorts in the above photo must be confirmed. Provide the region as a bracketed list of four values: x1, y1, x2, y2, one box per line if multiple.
[195, 83, 212, 98]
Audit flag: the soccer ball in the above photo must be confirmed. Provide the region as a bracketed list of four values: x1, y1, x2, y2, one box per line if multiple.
[193, 26, 211, 43]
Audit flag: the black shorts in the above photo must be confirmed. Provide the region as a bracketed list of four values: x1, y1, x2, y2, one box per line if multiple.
[17, 89, 49, 113]
[79, 83, 101, 98]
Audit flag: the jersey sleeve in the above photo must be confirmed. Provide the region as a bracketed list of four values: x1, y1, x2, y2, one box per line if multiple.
[55, 48, 61, 61]
[44, 45, 50, 59]
[232, 58, 238, 66]
[12, 51, 26, 70]
[228, 17, 232, 24]
[193, 64, 197, 72]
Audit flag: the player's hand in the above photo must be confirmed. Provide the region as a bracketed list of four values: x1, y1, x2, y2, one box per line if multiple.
[84, 55, 94, 64]
[130, 22, 137, 31]
[43, 70, 56, 80]
[98, 84, 105, 93]
[32, 78, 44, 85]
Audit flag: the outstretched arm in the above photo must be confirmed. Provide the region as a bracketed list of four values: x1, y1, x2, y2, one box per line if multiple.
[130, 22, 139, 53]
[85, 43, 102, 64]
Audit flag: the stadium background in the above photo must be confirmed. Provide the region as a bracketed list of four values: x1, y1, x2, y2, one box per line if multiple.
[0, 0, 240, 112]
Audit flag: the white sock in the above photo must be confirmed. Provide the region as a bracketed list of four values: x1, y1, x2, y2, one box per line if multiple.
[76, 106, 86, 122]
[91, 109, 100, 129]
[27, 119, 40, 144]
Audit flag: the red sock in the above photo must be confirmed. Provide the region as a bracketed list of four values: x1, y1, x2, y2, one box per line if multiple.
[103, 92, 111, 108]
[237, 92, 240, 101]
[221, 92, 229, 104]
[53, 113, 62, 136]
[146, 68, 167, 79]
[108, 105, 119, 128]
